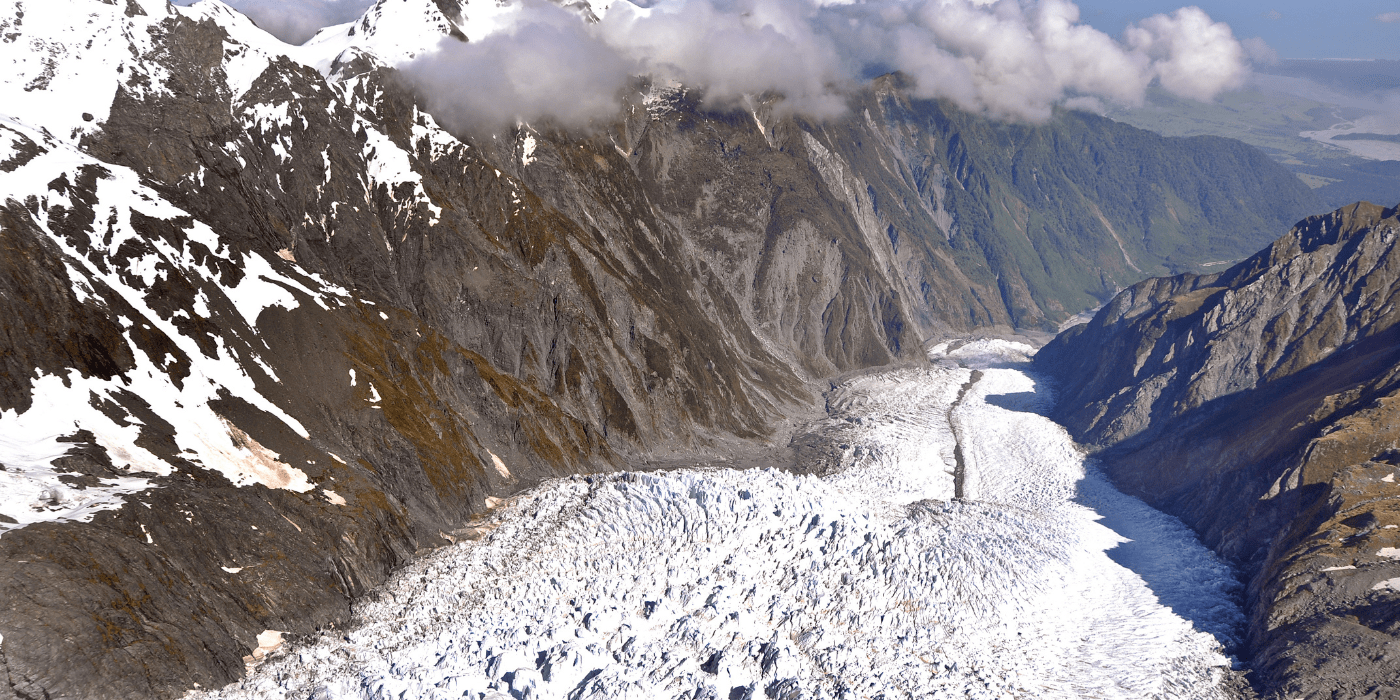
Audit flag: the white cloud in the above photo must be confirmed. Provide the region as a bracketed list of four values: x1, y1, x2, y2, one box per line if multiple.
[1242, 36, 1279, 67]
[405, 3, 637, 131]
[1125, 6, 1247, 102]
[1377, 12, 1400, 23]
[398, 0, 1252, 127]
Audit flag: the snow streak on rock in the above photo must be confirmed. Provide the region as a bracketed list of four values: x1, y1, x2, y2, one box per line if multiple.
[0, 117, 350, 536]
[197, 341, 1244, 699]
[0, 0, 478, 538]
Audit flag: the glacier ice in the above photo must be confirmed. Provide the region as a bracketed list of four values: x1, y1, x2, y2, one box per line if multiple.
[195, 340, 1244, 700]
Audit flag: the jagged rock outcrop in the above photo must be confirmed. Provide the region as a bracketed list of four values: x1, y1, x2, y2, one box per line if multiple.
[1037, 202, 1400, 699]
[0, 0, 1322, 696]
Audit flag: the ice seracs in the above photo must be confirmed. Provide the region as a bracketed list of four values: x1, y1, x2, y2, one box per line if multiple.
[196, 340, 1245, 700]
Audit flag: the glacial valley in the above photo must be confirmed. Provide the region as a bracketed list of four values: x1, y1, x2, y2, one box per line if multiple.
[197, 341, 1248, 700]
[0, 1, 1389, 698]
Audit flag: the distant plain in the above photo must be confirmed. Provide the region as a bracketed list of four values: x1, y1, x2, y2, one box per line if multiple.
[1104, 59, 1400, 211]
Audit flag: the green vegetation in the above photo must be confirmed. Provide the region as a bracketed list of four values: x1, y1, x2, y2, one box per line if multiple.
[837, 86, 1324, 327]
[1104, 86, 1400, 211]
[1331, 132, 1400, 143]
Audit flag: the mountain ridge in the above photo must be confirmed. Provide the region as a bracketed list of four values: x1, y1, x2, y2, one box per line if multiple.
[1037, 201, 1400, 699]
[0, 0, 1326, 695]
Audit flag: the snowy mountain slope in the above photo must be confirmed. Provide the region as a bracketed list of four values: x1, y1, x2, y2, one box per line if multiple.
[0, 0, 172, 143]
[0, 115, 344, 536]
[196, 341, 1246, 700]
[0, 1, 817, 695]
[0, 0, 1325, 696]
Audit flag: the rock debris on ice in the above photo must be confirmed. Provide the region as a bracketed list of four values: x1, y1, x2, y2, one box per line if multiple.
[195, 340, 1244, 700]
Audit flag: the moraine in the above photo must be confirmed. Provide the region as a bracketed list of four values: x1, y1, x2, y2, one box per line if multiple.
[195, 340, 1246, 700]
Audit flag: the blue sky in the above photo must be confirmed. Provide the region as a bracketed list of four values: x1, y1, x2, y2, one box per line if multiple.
[1073, 1, 1400, 60]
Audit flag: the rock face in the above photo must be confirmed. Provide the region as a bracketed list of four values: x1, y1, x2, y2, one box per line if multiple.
[0, 0, 1319, 697]
[1037, 202, 1400, 699]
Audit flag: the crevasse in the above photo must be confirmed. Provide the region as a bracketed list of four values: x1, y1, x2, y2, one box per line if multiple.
[201, 340, 1245, 700]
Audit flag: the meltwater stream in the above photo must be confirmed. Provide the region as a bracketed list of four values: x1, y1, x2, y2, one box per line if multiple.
[198, 340, 1246, 700]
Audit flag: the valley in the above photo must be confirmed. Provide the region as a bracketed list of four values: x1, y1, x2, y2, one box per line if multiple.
[0, 1, 1394, 698]
[1037, 202, 1400, 699]
[197, 341, 1248, 700]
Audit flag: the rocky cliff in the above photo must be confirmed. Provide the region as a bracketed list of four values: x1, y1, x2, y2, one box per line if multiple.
[0, 0, 1321, 696]
[1038, 202, 1400, 699]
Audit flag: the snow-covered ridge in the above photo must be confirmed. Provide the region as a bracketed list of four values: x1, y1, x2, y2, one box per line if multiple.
[0, 116, 355, 535]
[0, 0, 487, 536]
[184, 0, 619, 86]
[0, 0, 173, 140]
[197, 340, 1245, 700]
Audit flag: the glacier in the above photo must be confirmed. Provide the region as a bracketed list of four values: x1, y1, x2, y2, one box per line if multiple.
[191, 340, 1246, 700]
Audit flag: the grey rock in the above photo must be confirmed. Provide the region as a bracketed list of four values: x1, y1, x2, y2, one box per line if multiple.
[1037, 202, 1400, 699]
[0, 0, 1324, 697]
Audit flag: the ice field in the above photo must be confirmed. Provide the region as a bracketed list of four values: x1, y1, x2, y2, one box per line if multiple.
[196, 340, 1246, 700]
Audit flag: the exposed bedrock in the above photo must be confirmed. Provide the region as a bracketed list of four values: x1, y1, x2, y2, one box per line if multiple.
[1037, 202, 1400, 699]
[0, 0, 1320, 696]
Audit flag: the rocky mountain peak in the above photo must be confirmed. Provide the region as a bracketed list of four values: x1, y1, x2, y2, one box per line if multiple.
[1040, 201, 1400, 449]
[1223, 200, 1400, 287]
[1292, 201, 1400, 254]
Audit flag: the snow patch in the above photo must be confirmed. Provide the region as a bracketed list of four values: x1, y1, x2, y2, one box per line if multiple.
[357, 115, 442, 224]
[487, 451, 510, 479]
[244, 630, 285, 671]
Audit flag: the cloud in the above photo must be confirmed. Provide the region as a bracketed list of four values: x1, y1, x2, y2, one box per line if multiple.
[215, 0, 375, 45]
[597, 0, 852, 118]
[1377, 12, 1400, 23]
[405, 3, 637, 131]
[396, 0, 1252, 128]
[1125, 7, 1247, 102]
[1264, 10, 1282, 21]
[1242, 36, 1279, 67]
